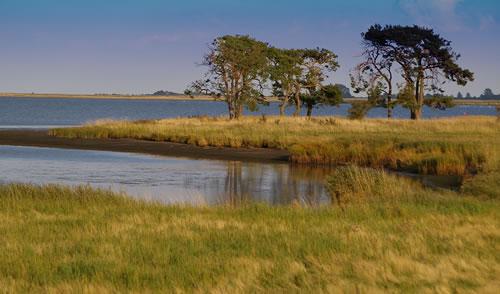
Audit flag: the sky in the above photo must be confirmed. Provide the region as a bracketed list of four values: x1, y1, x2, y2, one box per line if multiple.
[0, 0, 499, 96]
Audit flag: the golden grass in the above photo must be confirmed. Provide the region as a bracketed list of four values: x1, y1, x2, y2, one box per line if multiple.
[0, 183, 499, 292]
[51, 116, 500, 176]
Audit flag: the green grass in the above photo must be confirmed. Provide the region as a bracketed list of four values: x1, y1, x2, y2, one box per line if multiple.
[50, 116, 500, 177]
[1, 181, 498, 292]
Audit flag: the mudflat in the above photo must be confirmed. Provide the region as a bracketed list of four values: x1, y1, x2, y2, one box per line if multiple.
[0, 130, 290, 163]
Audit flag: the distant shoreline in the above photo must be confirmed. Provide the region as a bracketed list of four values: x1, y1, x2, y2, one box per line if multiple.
[0, 92, 213, 101]
[1, 92, 499, 106]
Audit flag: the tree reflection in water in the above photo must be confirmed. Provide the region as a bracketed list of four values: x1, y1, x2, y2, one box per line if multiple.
[218, 161, 331, 206]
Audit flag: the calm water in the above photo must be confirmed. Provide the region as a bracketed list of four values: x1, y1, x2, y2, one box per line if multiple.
[0, 97, 484, 205]
[0, 97, 497, 128]
[0, 145, 330, 206]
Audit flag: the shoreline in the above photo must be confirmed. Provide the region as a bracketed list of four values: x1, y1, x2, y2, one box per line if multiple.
[2, 93, 499, 105]
[0, 130, 290, 163]
[0, 93, 214, 101]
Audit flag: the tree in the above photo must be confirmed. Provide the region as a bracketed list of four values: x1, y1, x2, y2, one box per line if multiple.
[481, 88, 494, 99]
[347, 84, 383, 120]
[267, 48, 304, 116]
[363, 24, 474, 119]
[348, 101, 372, 120]
[351, 42, 396, 118]
[295, 48, 340, 116]
[186, 35, 269, 119]
[424, 95, 455, 110]
[457, 92, 463, 99]
[301, 84, 343, 117]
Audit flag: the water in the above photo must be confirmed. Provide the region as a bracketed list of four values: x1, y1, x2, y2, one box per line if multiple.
[0, 97, 497, 128]
[0, 145, 330, 206]
[0, 97, 481, 205]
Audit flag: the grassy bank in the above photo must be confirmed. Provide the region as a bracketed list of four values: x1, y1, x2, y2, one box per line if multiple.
[51, 116, 500, 177]
[0, 180, 498, 292]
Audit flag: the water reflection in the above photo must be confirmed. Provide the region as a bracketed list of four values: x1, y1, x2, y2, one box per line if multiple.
[212, 162, 330, 206]
[186, 161, 332, 206]
[0, 145, 331, 206]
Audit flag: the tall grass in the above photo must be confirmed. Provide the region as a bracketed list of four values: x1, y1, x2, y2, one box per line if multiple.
[0, 183, 498, 292]
[51, 116, 500, 176]
[327, 165, 500, 203]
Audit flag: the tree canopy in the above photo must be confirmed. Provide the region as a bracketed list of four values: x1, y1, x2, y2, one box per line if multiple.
[361, 24, 474, 119]
[267, 47, 304, 116]
[301, 84, 343, 117]
[186, 35, 269, 119]
[187, 35, 340, 119]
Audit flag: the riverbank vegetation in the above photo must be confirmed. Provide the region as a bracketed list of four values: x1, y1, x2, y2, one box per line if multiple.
[0, 179, 498, 292]
[50, 116, 499, 177]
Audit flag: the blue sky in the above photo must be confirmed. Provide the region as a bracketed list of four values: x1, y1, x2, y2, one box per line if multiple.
[0, 0, 499, 96]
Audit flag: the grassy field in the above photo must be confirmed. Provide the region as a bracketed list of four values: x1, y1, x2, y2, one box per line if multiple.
[0, 171, 498, 292]
[51, 116, 500, 177]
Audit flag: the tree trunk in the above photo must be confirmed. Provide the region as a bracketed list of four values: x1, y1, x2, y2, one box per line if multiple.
[410, 107, 422, 120]
[279, 100, 287, 116]
[293, 85, 301, 116]
[234, 104, 243, 119]
[238, 104, 243, 118]
[411, 69, 425, 120]
[417, 75, 425, 119]
[387, 86, 393, 119]
[227, 100, 235, 119]
[306, 105, 313, 117]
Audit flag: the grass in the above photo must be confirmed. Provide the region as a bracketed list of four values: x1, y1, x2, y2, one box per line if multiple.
[51, 116, 500, 177]
[0, 179, 498, 292]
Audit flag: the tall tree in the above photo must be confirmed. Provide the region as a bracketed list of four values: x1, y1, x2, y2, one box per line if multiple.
[301, 84, 343, 117]
[267, 48, 304, 116]
[351, 44, 395, 118]
[363, 24, 474, 119]
[186, 35, 269, 119]
[295, 48, 340, 116]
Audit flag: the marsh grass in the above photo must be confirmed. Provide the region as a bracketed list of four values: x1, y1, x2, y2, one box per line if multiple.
[326, 165, 499, 203]
[0, 183, 498, 292]
[462, 171, 500, 199]
[51, 116, 500, 176]
[327, 166, 423, 206]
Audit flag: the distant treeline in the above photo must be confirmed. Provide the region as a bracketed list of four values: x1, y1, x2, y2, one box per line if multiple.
[456, 89, 500, 100]
[151, 90, 182, 96]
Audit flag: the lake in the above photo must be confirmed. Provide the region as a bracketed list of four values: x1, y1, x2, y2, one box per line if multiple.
[0, 97, 490, 205]
[0, 97, 497, 128]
